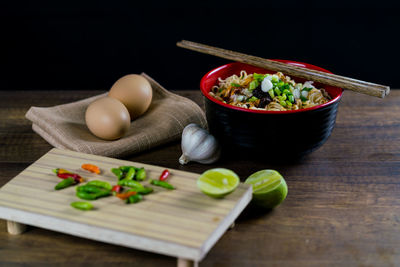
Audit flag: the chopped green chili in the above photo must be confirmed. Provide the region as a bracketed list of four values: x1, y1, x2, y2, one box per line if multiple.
[118, 179, 144, 189]
[126, 194, 143, 204]
[231, 83, 241, 87]
[111, 168, 124, 180]
[55, 177, 75, 190]
[124, 167, 136, 180]
[150, 180, 175, 190]
[70, 201, 93, 211]
[135, 168, 146, 181]
[86, 180, 112, 190]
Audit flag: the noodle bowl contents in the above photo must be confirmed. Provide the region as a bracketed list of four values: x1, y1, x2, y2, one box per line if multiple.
[209, 71, 331, 111]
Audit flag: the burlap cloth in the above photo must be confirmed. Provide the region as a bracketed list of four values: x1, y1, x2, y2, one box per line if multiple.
[25, 73, 207, 157]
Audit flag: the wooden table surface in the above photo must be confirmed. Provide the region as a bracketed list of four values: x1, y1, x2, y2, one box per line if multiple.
[1, 90, 399, 266]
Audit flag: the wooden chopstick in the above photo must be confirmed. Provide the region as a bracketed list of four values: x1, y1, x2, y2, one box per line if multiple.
[177, 40, 390, 98]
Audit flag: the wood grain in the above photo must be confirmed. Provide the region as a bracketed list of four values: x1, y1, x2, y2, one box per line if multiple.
[177, 40, 390, 98]
[1, 89, 400, 266]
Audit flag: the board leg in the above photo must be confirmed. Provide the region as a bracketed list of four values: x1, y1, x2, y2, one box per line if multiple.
[7, 220, 27, 235]
[177, 258, 198, 267]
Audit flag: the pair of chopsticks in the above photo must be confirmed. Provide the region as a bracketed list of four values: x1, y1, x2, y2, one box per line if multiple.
[177, 40, 390, 98]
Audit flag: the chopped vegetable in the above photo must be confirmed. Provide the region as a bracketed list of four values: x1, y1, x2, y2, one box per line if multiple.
[111, 168, 124, 180]
[55, 177, 75, 190]
[150, 180, 175, 190]
[115, 191, 137, 200]
[261, 78, 273, 92]
[124, 167, 136, 180]
[135, 187, 153, 195]
[76, 185, 104, 194]
[231, 83, 241, 87]
[52, 168, 84, 183]
[249, 80, 259, 91]
[119, 166, 136, 172]
[300, 95, 308, 102]
[159, 169, 170, 181]
[81, 164, 100, 174]
[248, 96, 258, 102]
[268, 89, 275, 98]
[76, 191, 98, 200]
[111, 185, 123, 194]
[76, 189, 110, 200]
[70, 201, 93, 211]
[253, 73, 266, 82]
[135, 168, 146, 181]
[118, 179, 144, 189]
[126, 194, 143, 204]
[86, 180, 112, 190]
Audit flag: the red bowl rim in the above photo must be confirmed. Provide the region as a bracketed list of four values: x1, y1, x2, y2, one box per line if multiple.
[200, 60, 344, 114]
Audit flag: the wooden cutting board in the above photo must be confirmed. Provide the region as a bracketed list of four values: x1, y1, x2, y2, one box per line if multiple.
[0, 148, 252, 265]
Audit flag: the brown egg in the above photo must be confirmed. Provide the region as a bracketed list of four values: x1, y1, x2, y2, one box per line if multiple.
[108, 74, 152, 120]
[85, 97, 131, 140]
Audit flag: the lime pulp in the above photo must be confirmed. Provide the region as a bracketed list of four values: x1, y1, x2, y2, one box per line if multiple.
[197, 168, 240, 198]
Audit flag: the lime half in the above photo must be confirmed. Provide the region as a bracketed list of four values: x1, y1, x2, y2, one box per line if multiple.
[197, 168, 240, 198]
[244, 170, 288, 209]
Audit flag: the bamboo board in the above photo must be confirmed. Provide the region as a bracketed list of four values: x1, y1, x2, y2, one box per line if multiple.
[0, 148, 252, 262]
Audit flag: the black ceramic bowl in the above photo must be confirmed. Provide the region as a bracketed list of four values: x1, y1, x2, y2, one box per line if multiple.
[200, 60, 344, 159]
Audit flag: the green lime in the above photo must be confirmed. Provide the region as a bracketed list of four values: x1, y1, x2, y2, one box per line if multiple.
[244, 169, 288, 209]
[197, 168, 240, 198]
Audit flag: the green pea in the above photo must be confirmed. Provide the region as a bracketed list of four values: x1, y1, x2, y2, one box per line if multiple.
[86, 180, 112, 190]
[55, 177, 75, 190]
[135, 168, 146, 181]
[150, 180, 175, 190]
[70, 201, 93, 211]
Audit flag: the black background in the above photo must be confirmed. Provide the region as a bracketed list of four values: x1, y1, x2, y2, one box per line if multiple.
[1, 1, 399, 91]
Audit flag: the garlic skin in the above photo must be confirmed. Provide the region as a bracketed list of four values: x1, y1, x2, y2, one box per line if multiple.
[179, 123, 220, 165]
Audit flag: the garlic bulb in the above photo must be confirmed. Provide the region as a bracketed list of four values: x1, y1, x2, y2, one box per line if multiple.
[179, 123, 220, 165]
